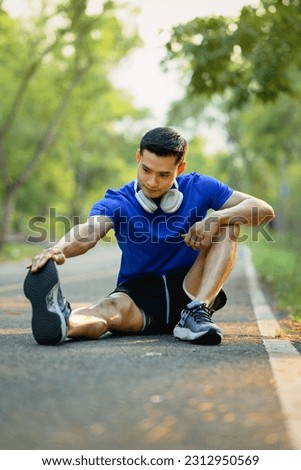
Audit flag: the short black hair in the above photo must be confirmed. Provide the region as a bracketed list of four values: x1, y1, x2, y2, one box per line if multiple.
[139, 127, 187, 163]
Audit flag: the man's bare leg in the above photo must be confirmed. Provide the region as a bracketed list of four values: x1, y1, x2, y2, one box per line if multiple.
[67, 292, 145, 339]
[24, 259, 144, 345]
[173, 225, 240, 345]
[184, 224, 240, 303]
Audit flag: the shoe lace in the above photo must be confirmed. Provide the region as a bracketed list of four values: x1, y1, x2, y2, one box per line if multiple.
[189, 303, 214, 324]
[57, 287, 67, 310]
[47, 284, 71, 317]
[58, 291, 71, 317]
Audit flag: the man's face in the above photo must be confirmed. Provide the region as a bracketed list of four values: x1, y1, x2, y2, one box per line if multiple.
[136, 149, 185, 199]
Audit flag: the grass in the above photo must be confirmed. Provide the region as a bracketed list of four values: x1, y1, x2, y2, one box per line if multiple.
[0, 242, 42, 263]
[243, 227, 301, 322]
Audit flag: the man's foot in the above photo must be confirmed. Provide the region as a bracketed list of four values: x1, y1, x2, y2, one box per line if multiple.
[23, 259, 71, 345]
[173, 300, 222, 345]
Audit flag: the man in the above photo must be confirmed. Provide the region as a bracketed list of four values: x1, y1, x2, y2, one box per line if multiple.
[24, 127, 274, 346]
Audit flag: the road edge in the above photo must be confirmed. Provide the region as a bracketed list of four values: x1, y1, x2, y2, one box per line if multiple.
[242, 246, 301, 450]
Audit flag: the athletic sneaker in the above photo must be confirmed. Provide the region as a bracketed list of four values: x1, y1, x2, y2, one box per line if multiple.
[173, 300, 222, 345]
[23, 259, 71, 345]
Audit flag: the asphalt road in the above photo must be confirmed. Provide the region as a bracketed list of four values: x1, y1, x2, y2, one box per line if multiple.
[0, 243, 300, 451]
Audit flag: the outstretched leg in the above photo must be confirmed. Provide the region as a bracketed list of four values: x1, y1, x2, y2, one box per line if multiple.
[24, 259, 71, 345]
[24, 260, 144, 345]
[67, 293, 144, 339]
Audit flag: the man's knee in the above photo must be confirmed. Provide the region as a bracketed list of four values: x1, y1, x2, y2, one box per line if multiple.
[229, 223, 240, 240]
[214, 224, 240, 243]
[96, 292, 137, 321]
[106, 292, 134, 314]
[98, 296, 119, 311]
[95, 295, 125, 324]
[106, 292, 144, 333]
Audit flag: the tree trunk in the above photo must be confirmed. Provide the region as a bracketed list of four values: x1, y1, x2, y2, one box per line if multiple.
[0, 186, 16, 247]
[0, 70, 89, 247]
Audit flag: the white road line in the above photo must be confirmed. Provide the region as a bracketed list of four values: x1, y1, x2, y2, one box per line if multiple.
[243, 246, 301, 450]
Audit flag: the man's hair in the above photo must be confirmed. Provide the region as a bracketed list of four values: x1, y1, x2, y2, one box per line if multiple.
[139, 127, 187, 163]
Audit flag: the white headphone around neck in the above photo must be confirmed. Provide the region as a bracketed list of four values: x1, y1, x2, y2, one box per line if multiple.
[134, 179, 183, 213]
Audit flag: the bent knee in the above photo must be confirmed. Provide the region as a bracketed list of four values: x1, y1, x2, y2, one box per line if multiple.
[214, 224, 240, 242]
[229, 223, 240, 240]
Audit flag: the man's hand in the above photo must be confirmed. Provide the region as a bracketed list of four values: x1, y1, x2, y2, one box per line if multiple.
[26, 217, 112, 272]
[28, 247, 66, 272]
[182, 216, 221, 250]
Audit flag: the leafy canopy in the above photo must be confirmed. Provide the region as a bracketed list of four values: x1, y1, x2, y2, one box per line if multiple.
[164, 0, 301, 107]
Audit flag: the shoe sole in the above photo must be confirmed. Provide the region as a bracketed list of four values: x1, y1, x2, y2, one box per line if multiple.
[173, 326, 222, 345]
[23, 260, 67, 345]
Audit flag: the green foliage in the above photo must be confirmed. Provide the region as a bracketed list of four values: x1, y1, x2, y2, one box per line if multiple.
[248, 229, 301, 321]
[221, 93, 301, 235]
[0, 0, 144, 243]
[167, 79, 301, 240]
[164, 0, 301, 107]
[0, 242, 41, 262]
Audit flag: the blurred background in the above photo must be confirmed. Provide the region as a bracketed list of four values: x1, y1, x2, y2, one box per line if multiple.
[0, 0, 300, 321]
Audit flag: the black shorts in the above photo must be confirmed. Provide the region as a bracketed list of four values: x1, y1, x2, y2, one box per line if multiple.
[111, 269, 227, 335]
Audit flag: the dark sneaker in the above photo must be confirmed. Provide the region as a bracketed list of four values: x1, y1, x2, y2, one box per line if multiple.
[23, 259, 71, 345]
[173, 300, 222, 345]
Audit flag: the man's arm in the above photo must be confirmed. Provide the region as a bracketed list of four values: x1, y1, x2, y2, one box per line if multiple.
[212, 190, 275, 226]
[184, 190, 275, 249]
[29, 216, 113, 272]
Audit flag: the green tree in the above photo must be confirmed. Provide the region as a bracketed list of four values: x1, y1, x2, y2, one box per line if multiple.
[164, 0, 301, 107]
[224, 94, 301, 232]
[0, 0, 141, 245]
[164, 0, 301, 236]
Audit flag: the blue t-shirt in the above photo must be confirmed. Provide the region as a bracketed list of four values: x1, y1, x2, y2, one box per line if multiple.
[89, 172, 233, 285]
